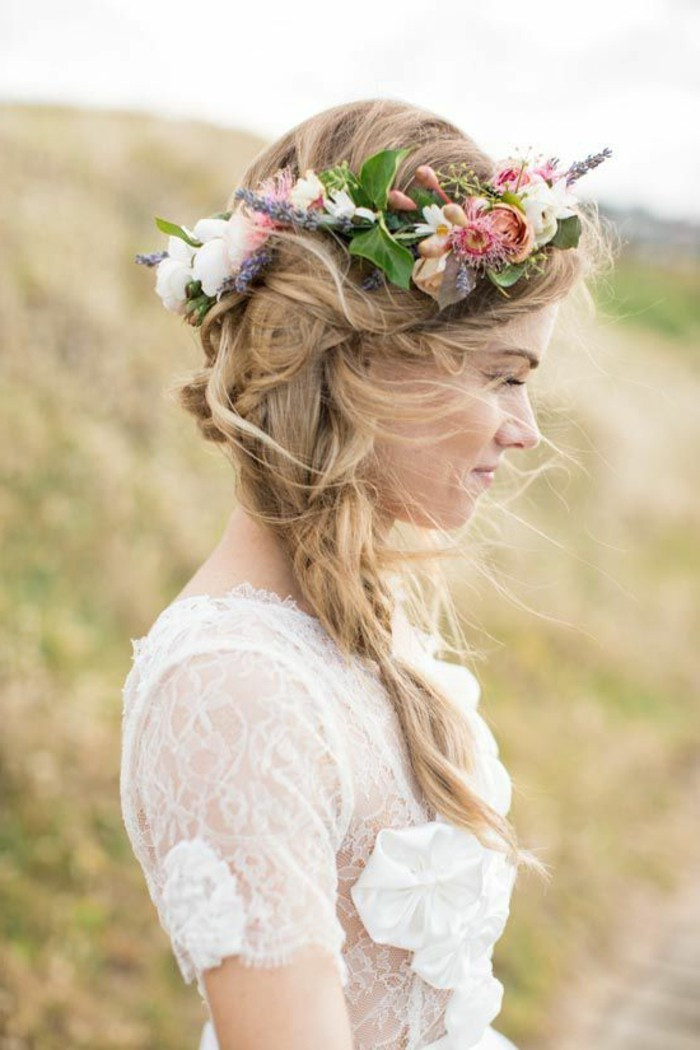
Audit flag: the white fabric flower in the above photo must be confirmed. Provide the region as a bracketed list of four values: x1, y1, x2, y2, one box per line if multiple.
[155, 235, 195, 313]
[289, 168, 326, 210]
[351, 816, 517, 1048]
[351, 821, 487, 953]
[413, 204, 456, 239]
[407, 650, 512, 817]
[423, 955, 505, 1050]
[518, 174, 579, 248]
[410, 848, 516, 988]
[160, 838, 246, 973]
[323, 188, 378, 222]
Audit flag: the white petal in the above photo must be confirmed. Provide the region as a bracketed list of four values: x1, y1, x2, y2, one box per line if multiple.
[167, 235, 195, 265]
[155, 257, 192, 313]
[192, 238, 234, 296]
[192, 218, 230, 243]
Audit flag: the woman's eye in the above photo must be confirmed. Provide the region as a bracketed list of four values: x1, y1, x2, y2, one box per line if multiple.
[486, 374, 526, 387]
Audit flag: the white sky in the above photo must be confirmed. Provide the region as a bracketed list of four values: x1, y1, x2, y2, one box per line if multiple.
[3, 0, 698, 222]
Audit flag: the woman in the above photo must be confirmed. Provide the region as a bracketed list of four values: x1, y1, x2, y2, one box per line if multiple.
[121, 97, 612, 1049]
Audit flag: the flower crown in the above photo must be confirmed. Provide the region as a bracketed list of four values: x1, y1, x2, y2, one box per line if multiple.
[135, 144, 612, 324]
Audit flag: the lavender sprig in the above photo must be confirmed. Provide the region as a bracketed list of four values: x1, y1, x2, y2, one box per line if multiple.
[135, 250, 169, 267]
[232, 189, 325, 230]
[361, 268, 384, 292]
[565, 147, 613, 186]
[216, 247, 276, 297]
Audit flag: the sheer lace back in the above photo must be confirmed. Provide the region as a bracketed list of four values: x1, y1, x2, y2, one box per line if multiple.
[120, 583, 515, 1050]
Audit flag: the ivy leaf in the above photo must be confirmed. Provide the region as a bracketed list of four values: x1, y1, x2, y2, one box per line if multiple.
[549, 214, 581, 249]
[488, 262, 528, 288]
[155, 217, 203, 248]
[348, 224, 415, 289]
[359, 147, 413, 211]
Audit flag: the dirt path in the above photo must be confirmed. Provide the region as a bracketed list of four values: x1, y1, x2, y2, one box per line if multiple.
[540, 761, 700, 1050]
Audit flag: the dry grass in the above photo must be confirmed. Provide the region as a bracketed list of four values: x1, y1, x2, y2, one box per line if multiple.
[1, 101, 698, 1049]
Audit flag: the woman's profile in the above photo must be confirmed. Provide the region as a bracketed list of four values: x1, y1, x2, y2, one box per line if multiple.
[121, 97, 612, 1050]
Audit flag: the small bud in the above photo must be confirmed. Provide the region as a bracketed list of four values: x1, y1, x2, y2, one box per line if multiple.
[414, 165, 442, 192]
[442, 204, 469, 227]
[387, 189, 418, 211]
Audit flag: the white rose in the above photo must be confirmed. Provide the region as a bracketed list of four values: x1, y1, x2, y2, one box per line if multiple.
[192, 217, 230, 243]
[192, 237, 234, 297]
[519, 174, 579, 248]
[289, 168, 326, 210]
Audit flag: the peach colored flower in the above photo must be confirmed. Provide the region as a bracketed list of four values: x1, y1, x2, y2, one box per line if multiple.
[489, 203, 535, 263]
[412, 253, 449, 300]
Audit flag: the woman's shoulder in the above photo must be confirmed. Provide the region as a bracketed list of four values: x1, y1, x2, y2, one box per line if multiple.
[121, 582, 363, 715]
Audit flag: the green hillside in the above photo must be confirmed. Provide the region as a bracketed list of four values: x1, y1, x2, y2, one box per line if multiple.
[1, 102, 699, 1049]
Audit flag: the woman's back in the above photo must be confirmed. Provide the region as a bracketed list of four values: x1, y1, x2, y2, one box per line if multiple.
[120, 583, 515, 1049]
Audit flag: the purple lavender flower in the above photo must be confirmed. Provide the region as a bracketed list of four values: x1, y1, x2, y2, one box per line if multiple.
[361, 268, 384, 291]
[135, 250, 169, 267]
[215, 247, 275, 298]
[233, 188, 323, 230]
[565, 147, 613, 186]
[456, 262, 477, 296]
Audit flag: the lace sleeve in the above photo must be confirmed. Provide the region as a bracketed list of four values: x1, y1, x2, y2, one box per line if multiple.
[128, 642, 354, 992]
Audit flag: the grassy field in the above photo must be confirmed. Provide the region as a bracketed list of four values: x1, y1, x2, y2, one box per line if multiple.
[1, 102, 699, 1049]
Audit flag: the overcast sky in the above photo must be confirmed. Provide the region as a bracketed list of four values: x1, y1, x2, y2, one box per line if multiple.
[3, 0, 698, 222]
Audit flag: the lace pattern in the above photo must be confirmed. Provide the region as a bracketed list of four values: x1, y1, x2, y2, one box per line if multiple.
[120, 582, 517, 1049]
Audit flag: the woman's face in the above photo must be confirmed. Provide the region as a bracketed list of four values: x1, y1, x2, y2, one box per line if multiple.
[369, 304, 559, 530]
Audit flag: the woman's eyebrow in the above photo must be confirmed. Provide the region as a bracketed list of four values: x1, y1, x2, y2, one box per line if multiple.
[492, 347, 540, 368]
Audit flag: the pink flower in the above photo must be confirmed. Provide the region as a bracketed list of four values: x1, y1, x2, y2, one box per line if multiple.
[489, 159, 537, 194]
[256, 166, 295, 205]
[447, 198, 511, 270]
[531, 159, 561, 185]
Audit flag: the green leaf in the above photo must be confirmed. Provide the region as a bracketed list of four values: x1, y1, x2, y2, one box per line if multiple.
[155, 217, 202, 248]
[348, 224, 415, 290]
[498, 191, 526, 214]
[549, 214, 581, 249]
[359, 147, 413, 211]
[318, 162, 374, 210]
[488, 262, 528, 288]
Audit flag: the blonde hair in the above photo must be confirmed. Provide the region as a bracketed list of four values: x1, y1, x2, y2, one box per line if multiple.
[174, 97, 614, 879]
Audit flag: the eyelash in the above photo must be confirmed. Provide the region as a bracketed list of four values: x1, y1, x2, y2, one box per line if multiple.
[486, 375, 526, 387]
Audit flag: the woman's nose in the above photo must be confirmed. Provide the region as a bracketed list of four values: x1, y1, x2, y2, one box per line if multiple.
[495, 401, 542, 450]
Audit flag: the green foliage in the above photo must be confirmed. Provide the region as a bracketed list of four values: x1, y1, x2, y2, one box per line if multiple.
[348, 222, 415, 289]
[595, 256, 700, 343]
[357, 146, 412, 210]
[549, 213, 581, 249]
[154, 216, 202, 248]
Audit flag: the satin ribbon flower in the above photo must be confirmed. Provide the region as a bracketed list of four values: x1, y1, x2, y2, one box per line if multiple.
[423, 955, 505, 1050]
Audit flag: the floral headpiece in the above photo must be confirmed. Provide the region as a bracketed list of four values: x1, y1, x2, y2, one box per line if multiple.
[135, 144, 612, 324]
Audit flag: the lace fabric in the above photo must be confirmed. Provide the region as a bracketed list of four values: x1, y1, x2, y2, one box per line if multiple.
[120, 582, 518, 1050]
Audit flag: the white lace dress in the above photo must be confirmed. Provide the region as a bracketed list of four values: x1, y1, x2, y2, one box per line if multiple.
[120, 583, 520, 1050]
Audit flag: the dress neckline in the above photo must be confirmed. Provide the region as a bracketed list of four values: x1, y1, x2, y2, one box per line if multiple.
[166, 580, 324, 626]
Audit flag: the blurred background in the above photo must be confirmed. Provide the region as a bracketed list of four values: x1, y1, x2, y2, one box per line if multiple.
[1, 1, 699, 1048]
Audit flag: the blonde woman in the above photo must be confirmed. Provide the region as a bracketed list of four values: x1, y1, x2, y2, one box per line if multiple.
[121, 98, 611, 1050]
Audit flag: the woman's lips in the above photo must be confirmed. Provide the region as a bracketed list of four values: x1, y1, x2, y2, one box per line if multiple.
[470, 468, 495, 487]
